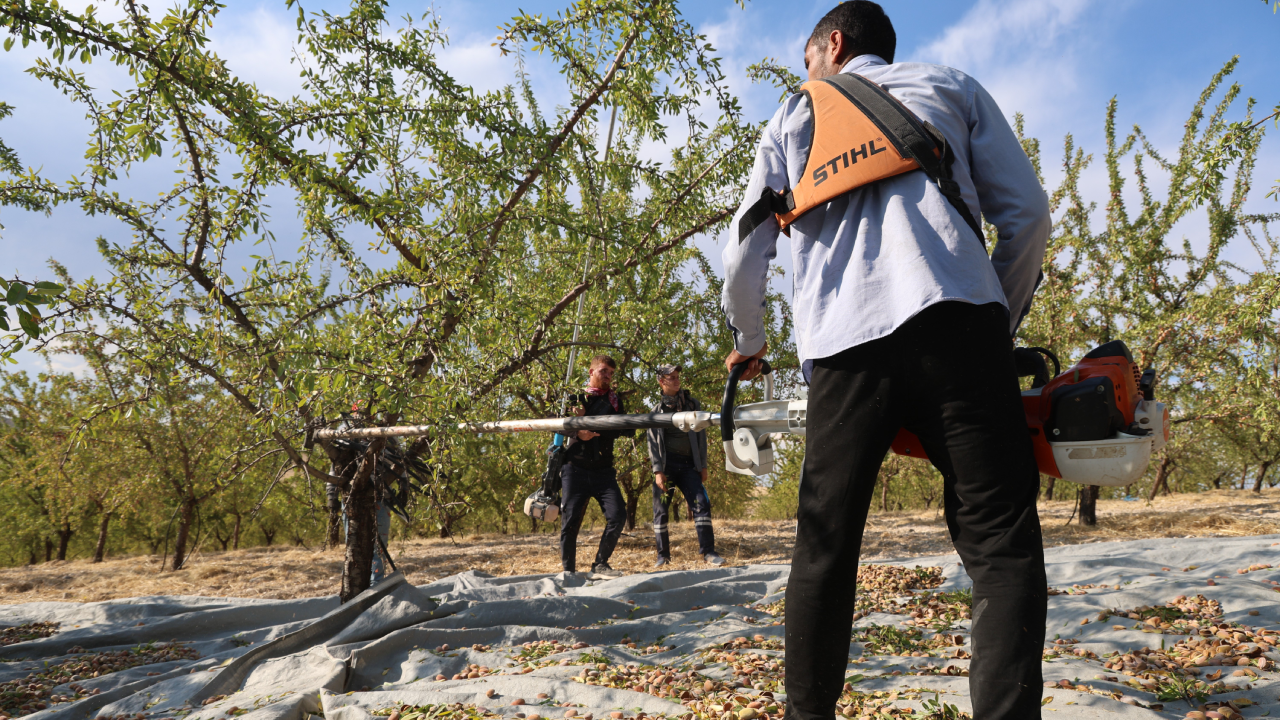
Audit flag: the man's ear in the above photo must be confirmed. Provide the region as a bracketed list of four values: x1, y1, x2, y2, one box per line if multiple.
[828, 29, 844, 63]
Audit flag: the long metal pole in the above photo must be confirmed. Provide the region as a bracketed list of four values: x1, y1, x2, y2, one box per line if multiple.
[559, 105, 619, 410]
[313, 411, 722, 441]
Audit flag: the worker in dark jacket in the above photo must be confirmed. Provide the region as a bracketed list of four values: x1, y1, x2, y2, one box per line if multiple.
[646, 364, 724, 568]
[560, 354, 634, 579]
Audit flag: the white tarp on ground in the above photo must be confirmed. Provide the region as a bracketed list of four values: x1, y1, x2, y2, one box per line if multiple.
[2, 534, 1279, 720]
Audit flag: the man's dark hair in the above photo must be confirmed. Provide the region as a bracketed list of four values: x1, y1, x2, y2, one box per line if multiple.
[589, 354, 618, 370]
[808, 1, 896, 65]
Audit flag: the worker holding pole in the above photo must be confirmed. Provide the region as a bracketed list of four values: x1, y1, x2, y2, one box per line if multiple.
[558, 354, 633, 579]
[646, 364, 724, 568]
[721, 2, 1051, 718]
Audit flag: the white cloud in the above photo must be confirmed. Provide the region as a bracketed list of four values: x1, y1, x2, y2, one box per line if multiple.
[913, 0, 1094, 72]
[212, 5, 305, 99]
[909, 0, 1121, 140]
[437, 33, 521, 97]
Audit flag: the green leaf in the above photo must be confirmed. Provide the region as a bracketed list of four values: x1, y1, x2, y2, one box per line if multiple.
[33, 281, 65, 295]
[5, 283, 28, 304]
[16, 308, 40, 338]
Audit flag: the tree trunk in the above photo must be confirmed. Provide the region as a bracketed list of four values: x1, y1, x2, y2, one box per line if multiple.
[1043, 476, 1055, 501]
[880, 472, 890, 512]
[1147, 454, 1174, 501]
[1241, 464, 1251, 490]
[1079, 485, 1099, 526]
[55, 522, 73, 561]
[232, 513, 242, 550]
[615, 469, 639, 531]
[171, 496, 197, 571]
[1256, 461, 1272, 493]
[340, 440, 385, 603]
[327, 504, 342, 548]
[93, 512, 111, 563]
[44, 537, 54, 562]
[261, 525, 277, 546]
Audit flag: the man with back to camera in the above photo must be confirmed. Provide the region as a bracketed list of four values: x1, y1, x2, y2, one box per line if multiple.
[721, 3, 1052, 718]
[560, 354, 634, 579]
[645, 364, 725, 568]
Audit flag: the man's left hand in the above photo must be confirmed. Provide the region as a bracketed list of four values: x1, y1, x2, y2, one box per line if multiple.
[701, 468, 709, 483]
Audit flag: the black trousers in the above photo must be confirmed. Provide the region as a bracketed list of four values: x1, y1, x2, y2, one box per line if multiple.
[559, 463, 626, 572]
[652, 453, 715, 557]
[785, 301, 1047, 720]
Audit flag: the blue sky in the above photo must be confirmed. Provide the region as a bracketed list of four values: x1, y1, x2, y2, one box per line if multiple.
[2, 0, 1278, 375]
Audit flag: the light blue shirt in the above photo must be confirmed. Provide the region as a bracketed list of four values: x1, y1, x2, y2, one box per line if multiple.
[721, 55, 1050, 371]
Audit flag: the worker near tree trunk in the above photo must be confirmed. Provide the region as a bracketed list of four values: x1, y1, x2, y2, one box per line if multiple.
[559, 354, 634, 579]
[721, 3, 1052, 719]
[646, 364, 725, 568]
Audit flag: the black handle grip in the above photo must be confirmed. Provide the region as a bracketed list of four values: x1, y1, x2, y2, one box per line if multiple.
[720, 359, 773, 443]
[1138, 368, 1156, 401]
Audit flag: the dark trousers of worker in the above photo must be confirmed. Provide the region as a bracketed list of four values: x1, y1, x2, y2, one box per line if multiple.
[652, 453, 716, 557]
[559, 463, 627, 572]
[784, 301, 1047, 720]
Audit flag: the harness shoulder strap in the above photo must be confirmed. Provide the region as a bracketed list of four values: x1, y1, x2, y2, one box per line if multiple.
[822, 73, 985, 243]
[737, 185, 795, 244]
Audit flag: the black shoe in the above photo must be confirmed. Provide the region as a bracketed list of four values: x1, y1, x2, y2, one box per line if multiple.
[590, 563, 623, 579]
[654, 556, 669, 568]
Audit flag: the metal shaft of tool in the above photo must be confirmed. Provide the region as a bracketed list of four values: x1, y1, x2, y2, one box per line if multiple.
[312, 411, 720, 440]
[559, 105, 619, 416]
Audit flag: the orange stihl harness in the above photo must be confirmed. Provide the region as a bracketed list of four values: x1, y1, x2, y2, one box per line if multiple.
[738, 72, 983, 243]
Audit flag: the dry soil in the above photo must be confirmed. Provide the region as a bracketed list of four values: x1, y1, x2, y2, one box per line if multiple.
[2, 488, 1277, 604]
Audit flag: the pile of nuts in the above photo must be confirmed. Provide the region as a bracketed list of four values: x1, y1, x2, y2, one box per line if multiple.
[372, 704, 505, 720]
[433, 664, 495, 681]
[1090, 596, 1278, 699]
[0, 621, 60, 646]
[1, 643, 200, 718]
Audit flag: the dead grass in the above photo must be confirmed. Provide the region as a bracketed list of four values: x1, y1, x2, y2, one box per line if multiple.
[2, 488, 1277, 605]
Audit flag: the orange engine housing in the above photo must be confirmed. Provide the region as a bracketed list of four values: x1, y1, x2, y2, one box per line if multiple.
[889, 341, 1146, 478]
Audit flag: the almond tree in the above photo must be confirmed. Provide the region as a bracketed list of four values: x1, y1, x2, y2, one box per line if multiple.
[0, 0, 755, 598]
[1015, 60, 1279, 519]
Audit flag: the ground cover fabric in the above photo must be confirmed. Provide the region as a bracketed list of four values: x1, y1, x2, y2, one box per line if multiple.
[2, 534, 1279, 720]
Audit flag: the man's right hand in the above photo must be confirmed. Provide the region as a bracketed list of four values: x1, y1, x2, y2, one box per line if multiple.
[724, 341, 769, 381]
[655, 472, 667, 491]
[572, 405, 598, 441]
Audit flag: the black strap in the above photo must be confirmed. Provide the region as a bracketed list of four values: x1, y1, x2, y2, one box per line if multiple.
[737, 185, 795, 243]
[922, 121, 985, 243]
[820, 73, 986, 244]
